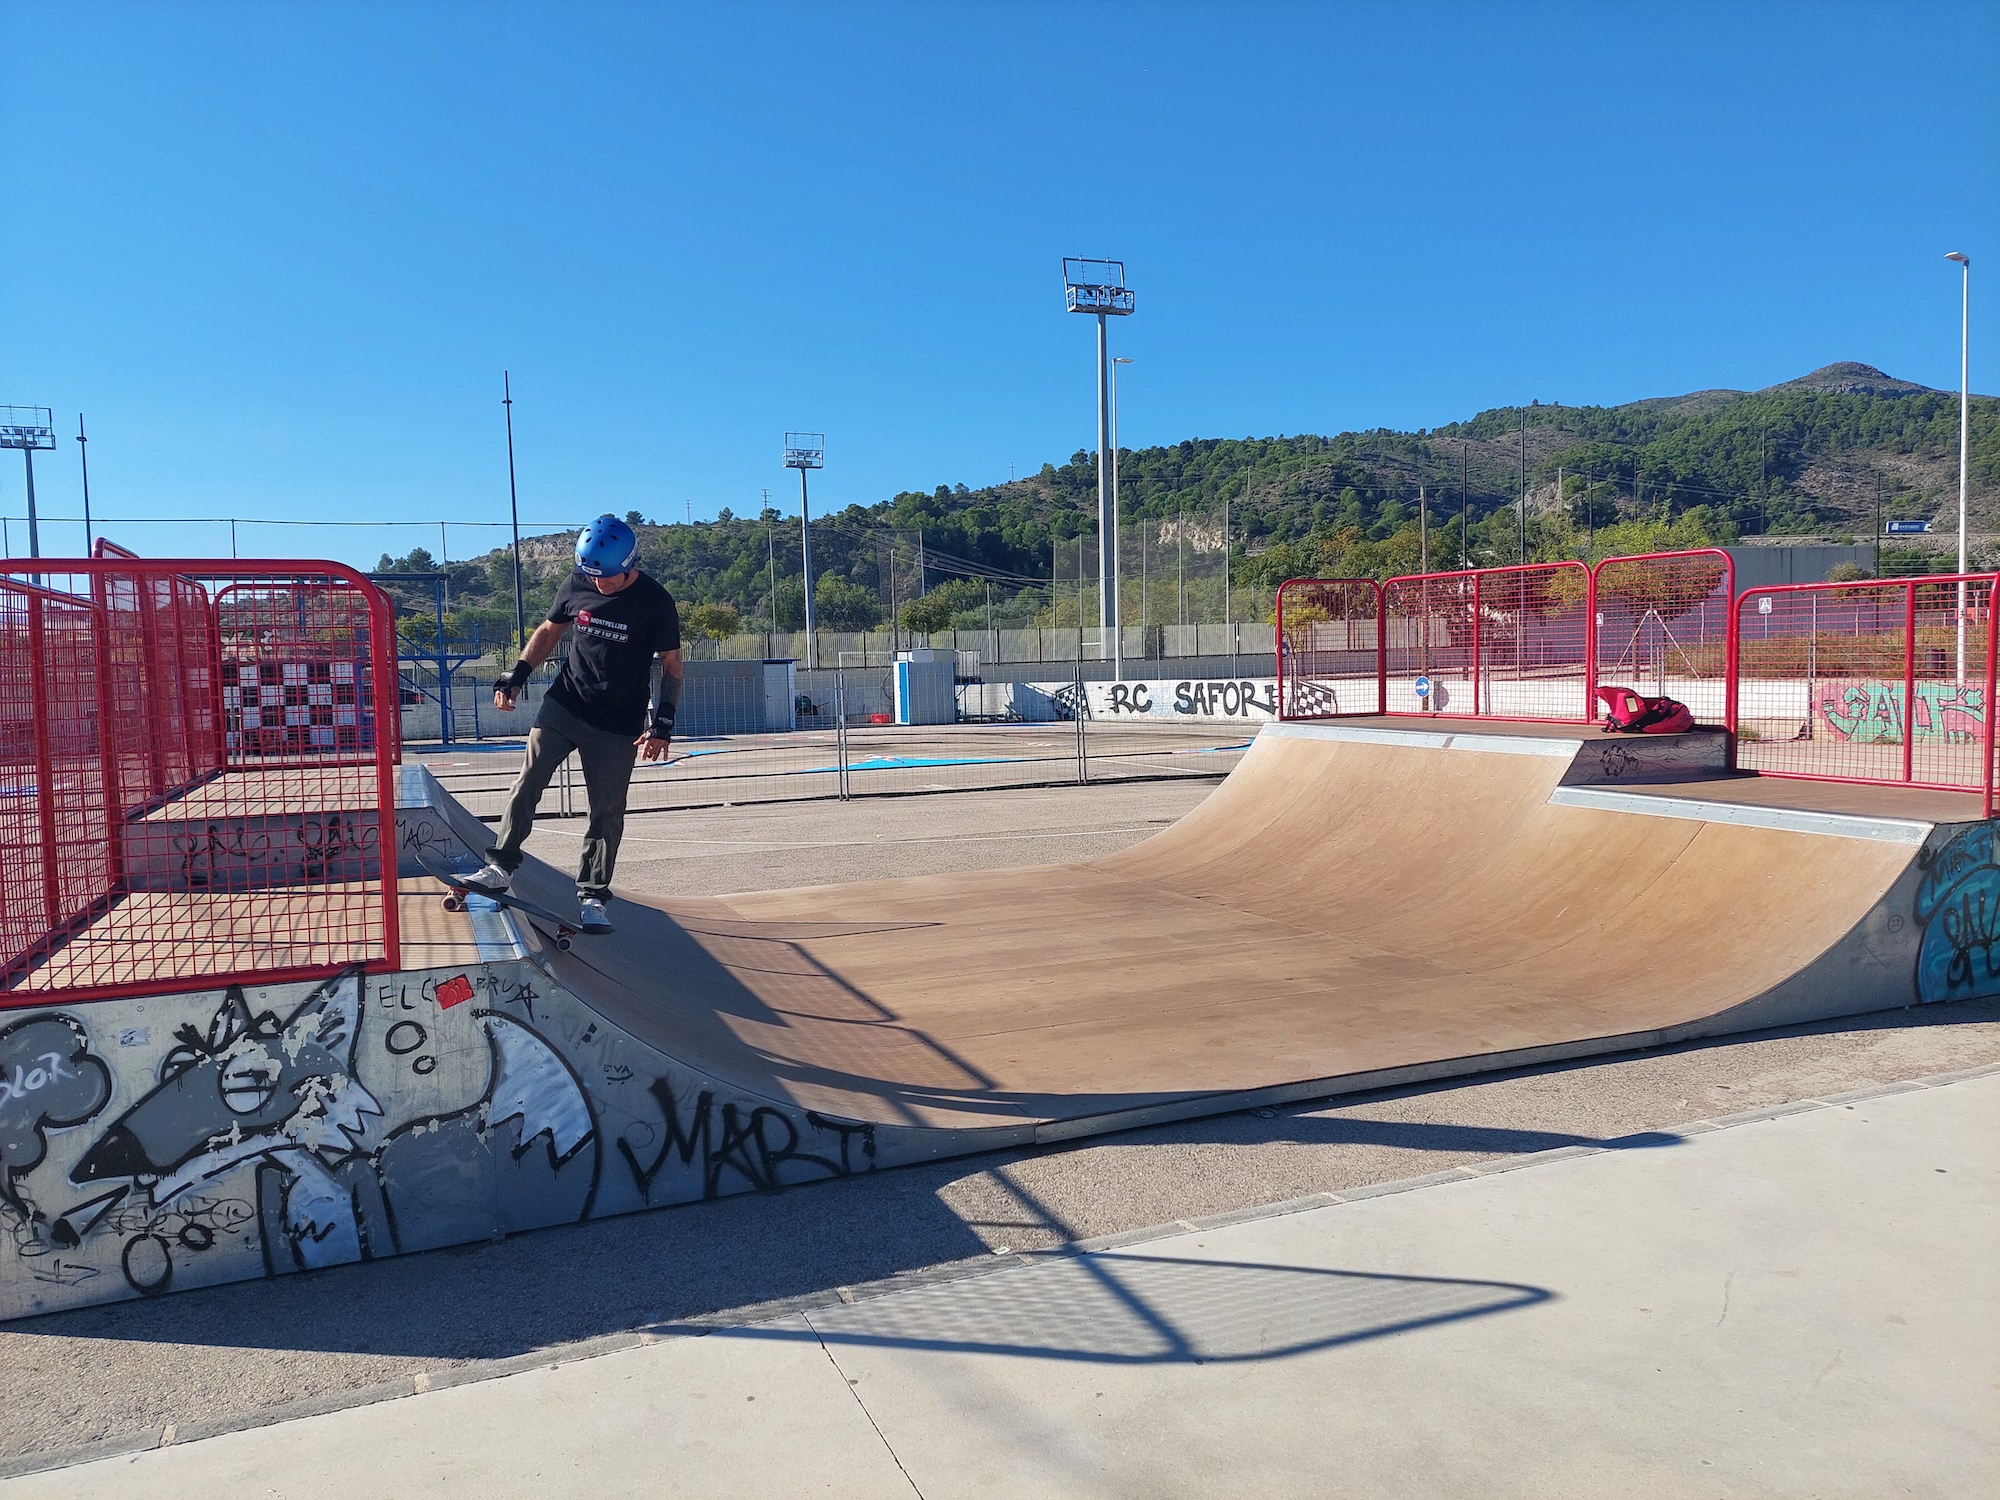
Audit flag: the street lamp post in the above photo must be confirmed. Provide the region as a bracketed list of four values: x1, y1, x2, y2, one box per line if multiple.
[0, 407, 57, 558]
[1947, 252, 1972, 684]
[502, 372, 526, 654]
[784, 433, 825, 668]
[1111, 355, 1134, 680]
[1062, 259, 1135, 670]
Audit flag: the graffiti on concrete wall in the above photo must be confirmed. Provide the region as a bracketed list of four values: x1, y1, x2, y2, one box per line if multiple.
[1, 959, 885, 1319]
[1815, 679, 1987, 746]
[1914, 822, 2000, 1004]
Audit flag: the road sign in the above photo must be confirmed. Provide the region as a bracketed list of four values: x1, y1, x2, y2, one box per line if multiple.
[1884, 520, 1932, 535]
[1414, 675, 1433, 700]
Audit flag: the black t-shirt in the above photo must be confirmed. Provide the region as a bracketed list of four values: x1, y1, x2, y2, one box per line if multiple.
[543, 570, 680, 735]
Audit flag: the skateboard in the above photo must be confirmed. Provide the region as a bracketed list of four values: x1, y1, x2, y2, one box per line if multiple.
[415, 850, 582, 951]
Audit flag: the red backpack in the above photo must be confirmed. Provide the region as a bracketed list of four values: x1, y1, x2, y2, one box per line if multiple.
[1595, 685, 1695, 735]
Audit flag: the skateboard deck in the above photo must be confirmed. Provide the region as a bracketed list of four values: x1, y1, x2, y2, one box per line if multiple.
[415, 850, 583, 950]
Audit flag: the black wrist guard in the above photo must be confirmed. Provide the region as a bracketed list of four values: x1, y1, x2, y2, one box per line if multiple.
[650, 682, 677, 738]
[497, 662, 532, 695]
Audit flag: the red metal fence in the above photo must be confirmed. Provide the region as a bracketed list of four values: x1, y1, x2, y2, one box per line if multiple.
[1382, 562, 1594, 722]
[1, 560, 401, 1005]
[1592, 549, 1735, 730]
[1275, 579, 1385, 719]
[1278, 548, 2000, 812]
[1734, 574, 2000, 808]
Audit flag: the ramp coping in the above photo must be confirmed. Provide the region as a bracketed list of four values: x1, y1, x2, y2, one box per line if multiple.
[1548, 786, 1936, 844]
[1262, 721, 1579, 758]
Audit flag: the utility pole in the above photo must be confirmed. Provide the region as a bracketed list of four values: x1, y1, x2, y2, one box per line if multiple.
[1947, 251, 1972, 684]
[763, 489, 776, 640]
[1517, 410, 1527, 564]
[783, 434, 824, 668]
[1418, 484, 1428, 574]
[502, 372, 525, 654]
[76, 413, 93, 552]
[1459, 442, 1469, 569]
[1874, 473, 1882, 578]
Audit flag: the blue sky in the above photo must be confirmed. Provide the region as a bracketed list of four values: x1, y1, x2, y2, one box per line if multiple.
[3, 1, 1996, 566]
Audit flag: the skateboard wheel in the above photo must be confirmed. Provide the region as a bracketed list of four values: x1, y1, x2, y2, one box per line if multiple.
[443, 895, 465, 913]
[557, 937, 572, 951]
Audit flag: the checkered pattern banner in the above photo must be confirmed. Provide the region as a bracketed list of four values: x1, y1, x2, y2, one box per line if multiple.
[224, 659, 375, 756]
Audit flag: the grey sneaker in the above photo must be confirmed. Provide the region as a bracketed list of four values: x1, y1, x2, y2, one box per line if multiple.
[467, 862, 513, 894]
[577, 897, 613, 933]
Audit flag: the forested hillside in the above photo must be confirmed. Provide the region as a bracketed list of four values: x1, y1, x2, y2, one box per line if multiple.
[377, 362, 1997, 652]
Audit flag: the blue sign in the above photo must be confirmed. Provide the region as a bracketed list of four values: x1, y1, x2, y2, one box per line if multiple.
[1414, 675, 1433, 699]
[1885, 520, 1932, 534]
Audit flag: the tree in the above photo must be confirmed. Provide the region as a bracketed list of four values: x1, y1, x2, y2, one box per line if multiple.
[625, 510, 646, 528]
[684, 601, 741, 639]
[900, 578, 983, 633]
[814, 574, 883, 630]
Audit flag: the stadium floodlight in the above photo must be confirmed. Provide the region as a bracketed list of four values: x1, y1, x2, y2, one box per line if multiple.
[1062, 260, 1135, 670]
[784, 433, 825, 667]
[0, 407, 57, 558]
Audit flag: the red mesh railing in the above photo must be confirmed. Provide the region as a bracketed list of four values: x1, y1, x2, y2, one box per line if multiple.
[1592, 549, 1734, 729]
[1735, 575, 2000, 811]
[1275, 579, 1385, 719]
[1, 559, 401, 1005]
[1382, 562, 1593, 721]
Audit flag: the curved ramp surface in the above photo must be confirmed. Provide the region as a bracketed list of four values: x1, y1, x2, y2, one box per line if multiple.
[516, 721, 1973, 1133]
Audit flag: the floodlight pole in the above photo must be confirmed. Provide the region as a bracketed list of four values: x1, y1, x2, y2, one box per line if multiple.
[503, 372, 525, 654]
[784, 434, 825, 669]
[1063, 258, 1134, 671]
[799, 465, 816, 666]
[0, 407, 58, 560]
[1947, 252, 1971, 684]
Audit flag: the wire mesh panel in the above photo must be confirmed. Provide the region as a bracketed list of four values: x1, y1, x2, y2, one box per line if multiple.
[1380, 563, 1591, 722]
[1735, 574, 2000, 808]
[1275, 579, 1384, 719]
[1592, 549, 1734, 727]
[1, 561, 401, 1006]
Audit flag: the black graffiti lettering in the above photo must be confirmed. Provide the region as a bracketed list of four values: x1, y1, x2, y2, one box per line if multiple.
[1175, 682, 1195, 714]
[1253, 682, 1279, 713]
[412, 1055, 437, 1076]
[122, 1233, 174, 1295]
[177, 1221, 215, 1252]
[384, 1020, 428, 1057]
[804, 1112, 879, 1175]
[1939, 885, 2000, 993]
[620, 1080, 879, 1202]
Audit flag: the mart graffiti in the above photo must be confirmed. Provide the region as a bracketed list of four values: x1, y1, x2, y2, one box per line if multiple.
[1814, 679, 1987, 746]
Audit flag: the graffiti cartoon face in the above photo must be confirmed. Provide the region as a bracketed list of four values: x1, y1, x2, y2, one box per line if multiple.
[71, 976, 381, 1207]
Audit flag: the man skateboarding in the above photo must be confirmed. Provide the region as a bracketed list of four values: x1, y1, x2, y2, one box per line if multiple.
[473, 514, 682, 933]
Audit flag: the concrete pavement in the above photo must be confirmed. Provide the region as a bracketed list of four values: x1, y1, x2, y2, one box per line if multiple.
[16, 1069, 1994, 1499]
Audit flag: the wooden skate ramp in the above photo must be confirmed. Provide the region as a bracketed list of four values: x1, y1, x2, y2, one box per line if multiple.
[511, 722, 1953, 1136]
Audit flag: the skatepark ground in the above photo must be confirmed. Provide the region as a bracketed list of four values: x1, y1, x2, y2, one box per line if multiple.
[2, 779, 1997, 1491]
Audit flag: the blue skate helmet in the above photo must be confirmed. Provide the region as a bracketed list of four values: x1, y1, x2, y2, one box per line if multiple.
[575, 514, 640, 577]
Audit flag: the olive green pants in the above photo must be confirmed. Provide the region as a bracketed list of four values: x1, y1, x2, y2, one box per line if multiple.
[488, 696, 637, 901]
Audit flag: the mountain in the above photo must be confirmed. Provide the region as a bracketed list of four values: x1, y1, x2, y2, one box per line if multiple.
[378, 364, 1997, 648]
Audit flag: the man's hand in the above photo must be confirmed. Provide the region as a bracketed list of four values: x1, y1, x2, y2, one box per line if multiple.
[636, 732, 672, 763]
[495, 687, 518, 712]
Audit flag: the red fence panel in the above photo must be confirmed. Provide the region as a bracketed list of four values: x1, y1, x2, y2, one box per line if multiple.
[1382, 561, 1593, 721]
[1733, 574, 2000, 812]
[0, 560, 402, 1006]
[1592, 549, 1734, 730]
[1275, 579, 1385, 719]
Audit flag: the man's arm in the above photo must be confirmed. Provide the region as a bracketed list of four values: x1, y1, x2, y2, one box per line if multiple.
[494, 620, 569, 710]
[638, 648, 683, 760]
